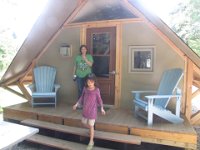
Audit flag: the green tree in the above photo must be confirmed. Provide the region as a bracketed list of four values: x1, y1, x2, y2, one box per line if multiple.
[0, 44, 16, 78]
[0, 47, 6, 71]
[169, 0, 200, 56]
[0, 29, 17, 78]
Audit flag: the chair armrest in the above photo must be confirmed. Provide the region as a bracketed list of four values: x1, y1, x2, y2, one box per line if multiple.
[132, 91, 157, 99]
[131, 90, 157, 94]
[54, 84, 60, 92]
[28, 84, 35, 92]
[145, 94, 182, 116]
[145, 95, 181, 99]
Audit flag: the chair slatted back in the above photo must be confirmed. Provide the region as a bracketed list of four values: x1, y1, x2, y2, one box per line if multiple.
[154, 68, 183, 108]
[34, 66, 56, 93]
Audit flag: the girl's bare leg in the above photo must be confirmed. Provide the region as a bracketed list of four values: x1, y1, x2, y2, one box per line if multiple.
[82, 122, 90, 129]
[89, 125, 94, 145]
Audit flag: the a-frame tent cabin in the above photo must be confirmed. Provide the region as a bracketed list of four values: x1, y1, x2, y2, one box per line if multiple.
[1, 0, 200, 149]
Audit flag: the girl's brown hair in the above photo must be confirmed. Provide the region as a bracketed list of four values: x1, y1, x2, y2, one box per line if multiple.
[85, 73, 99, 87]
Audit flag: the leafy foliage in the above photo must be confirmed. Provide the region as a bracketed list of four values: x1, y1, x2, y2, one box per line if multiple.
[0, 46, 16, 78]
[0, 32, 17, 78]
[169, 0, 200, 56]
[0, 47, 5, 71]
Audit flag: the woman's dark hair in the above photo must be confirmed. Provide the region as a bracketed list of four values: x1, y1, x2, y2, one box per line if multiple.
[85, 73, 99, 87]
[79, 45, 90, 54]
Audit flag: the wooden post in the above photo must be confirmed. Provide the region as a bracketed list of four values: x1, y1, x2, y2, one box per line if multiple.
[182, 56, 188, 114]
[17, 82, 31, 101]
[80, 26, 86, 45]
[2, 86, 26, 99]
[115, 24, 122, 108]
[185, 58, 193, 121]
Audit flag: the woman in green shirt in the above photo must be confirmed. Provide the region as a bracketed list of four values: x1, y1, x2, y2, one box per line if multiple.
[73, 45, 93, 98]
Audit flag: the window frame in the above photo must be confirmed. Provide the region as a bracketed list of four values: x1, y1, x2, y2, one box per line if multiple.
[128, 45, 155, 73]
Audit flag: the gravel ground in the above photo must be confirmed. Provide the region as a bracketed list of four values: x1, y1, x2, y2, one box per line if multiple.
[16, 142, 54, 150]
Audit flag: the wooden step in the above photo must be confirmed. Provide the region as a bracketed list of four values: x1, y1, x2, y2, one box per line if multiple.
[27, 134, 113, 150]
[21, 119, 141, 145]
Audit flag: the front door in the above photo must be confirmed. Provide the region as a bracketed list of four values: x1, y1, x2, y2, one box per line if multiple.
[86, 27, 116, 105]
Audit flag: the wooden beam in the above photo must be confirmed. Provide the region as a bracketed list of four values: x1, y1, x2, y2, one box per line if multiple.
[0, 72, 26, 86]
[38, 114, 63, 124]
[3, 108, 37, 121]
[22, 119, 141, 145]
[64, 18, 143, 28]
[95, 122, 129, 134]
[80, 26, 86, 45]
[19, 59, 35, 84]
[185, 59, 193, 121]
[182, 56, 188, 113]
[193, 64, 200, 76]
[115, 24, 122, 108]
[192, 89, 200, 99]
[191, 111, 200, 125]
[26, 134, 106, 150]
[21, 76, 32, 84]
[193, 80, 200, 88]
[0, 59, 36, 87]
[2, 86, 26, 99]
[64, 118, 82, 128]
[17, 82, 31, 101]
[131, 128, 197, 144]
[142, 137, 196, 150]
[1, 62, 33, 108]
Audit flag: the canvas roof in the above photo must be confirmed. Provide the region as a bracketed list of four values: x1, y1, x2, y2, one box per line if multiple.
[70, 0, 137, 23]
[0, 0, 199, 86]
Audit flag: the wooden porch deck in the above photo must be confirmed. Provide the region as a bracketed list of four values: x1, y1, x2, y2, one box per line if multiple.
[3, 101, 197, 149]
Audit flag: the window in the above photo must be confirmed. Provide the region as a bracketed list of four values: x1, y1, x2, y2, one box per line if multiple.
[59, 45, 72, 57]
[129, 46, 155, 72]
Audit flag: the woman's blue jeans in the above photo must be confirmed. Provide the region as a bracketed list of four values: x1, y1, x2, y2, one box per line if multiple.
[76, 76, 86, 98]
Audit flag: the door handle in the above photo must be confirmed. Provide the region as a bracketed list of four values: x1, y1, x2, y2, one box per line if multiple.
[109, 71, 116, 75]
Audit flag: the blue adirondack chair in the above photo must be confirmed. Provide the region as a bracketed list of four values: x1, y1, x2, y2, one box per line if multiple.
[132, 68, 184, 126]
[29, 66, 60, 107]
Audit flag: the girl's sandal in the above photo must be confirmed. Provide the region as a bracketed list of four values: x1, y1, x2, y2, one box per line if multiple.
[86, 142, 94, 150]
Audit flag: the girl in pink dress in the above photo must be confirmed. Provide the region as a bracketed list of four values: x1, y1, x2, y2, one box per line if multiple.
[73, 73, 106, 149]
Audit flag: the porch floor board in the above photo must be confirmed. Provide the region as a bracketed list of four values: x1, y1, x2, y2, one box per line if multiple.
[3, 101, 197, 149]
